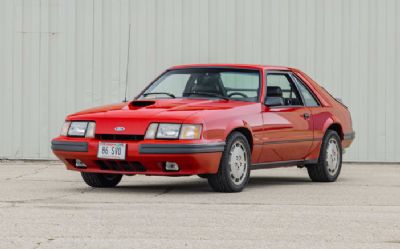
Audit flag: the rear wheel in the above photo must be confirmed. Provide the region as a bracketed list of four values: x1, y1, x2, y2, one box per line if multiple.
[208, 132, 251, 192]
[81, 172, 122, 188]
[307, 130, 342, 182]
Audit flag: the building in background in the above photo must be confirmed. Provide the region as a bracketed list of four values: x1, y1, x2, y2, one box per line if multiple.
[0, 0, 399, 162]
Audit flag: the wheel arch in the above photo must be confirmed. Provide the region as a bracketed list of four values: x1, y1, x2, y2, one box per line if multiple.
[325, 123, 344, 140]
[229, 127, 253, 151]
[224, 121, 254, 152]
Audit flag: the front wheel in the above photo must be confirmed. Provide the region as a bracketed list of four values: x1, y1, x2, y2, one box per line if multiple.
[81, 172, 122, 188]
[208, 132, 251, 192]
[307, 130, 342, 182]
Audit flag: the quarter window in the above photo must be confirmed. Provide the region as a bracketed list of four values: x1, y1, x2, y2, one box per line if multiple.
[292, 75, 319, 107]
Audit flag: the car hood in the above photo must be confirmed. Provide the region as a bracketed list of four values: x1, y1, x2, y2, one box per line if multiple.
[67, 99, 253, 135]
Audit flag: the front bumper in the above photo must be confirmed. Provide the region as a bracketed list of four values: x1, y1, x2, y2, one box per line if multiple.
[51, 141, 89, 152]
[51, 137, 224, 175]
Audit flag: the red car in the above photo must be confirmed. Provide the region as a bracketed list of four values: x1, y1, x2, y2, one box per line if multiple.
[51, 64, 355, 192]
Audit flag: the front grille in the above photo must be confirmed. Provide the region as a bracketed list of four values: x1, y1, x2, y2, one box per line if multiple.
[96, 134, 144, 141]
[96, 160, 147, 172]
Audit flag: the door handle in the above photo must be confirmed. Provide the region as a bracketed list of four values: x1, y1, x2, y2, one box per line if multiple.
[303, 113, 311, 119]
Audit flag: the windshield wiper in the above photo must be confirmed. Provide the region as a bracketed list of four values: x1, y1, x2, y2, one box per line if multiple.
[184, 91, 229, 100]
[143, 92, 176, 98]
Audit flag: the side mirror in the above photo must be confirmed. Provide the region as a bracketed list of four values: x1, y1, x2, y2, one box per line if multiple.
[265, 97, 284, 107]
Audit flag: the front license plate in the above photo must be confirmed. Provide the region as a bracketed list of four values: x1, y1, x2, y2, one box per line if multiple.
[97, 142, 126, 160]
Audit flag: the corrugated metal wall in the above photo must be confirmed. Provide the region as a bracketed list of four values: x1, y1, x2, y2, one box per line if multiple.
[0, 0, 399, 161]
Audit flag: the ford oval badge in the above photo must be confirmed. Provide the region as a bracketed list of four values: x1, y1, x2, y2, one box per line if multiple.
[114, 127, 125, 132]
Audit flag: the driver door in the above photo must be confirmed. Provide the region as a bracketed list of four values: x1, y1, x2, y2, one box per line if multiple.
[259, 72, 314, 163]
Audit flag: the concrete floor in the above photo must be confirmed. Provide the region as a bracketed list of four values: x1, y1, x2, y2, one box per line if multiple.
[0, 161, 399, 249]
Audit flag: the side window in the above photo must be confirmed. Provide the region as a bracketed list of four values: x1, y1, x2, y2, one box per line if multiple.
[292, 75, 319, 107]
[266, 73, 303, 106]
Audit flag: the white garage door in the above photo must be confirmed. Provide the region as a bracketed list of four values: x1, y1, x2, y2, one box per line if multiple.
[0, 0, 399, 162]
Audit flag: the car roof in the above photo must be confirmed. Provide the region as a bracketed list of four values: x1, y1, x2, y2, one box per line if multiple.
[169, 64, 292, 71]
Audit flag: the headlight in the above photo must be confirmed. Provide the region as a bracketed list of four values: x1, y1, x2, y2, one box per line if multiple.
[179, 124, 202, 139]
[144, 123, 202, 140]
[157, 123, 181, 139]
[144, 123, 159, 139]
[60, 121, 71, 136]
[62, 121, 96, 138]
[68, 122, 88, 137]
[85, 122, 96, 138]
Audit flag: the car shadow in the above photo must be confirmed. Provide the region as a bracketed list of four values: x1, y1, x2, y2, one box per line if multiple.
[115, 182, 211, 194]
[248, 176, 312, 187]
[81, 175, 316, 194]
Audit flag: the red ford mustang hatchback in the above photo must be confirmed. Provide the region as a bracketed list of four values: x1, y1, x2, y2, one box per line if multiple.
[51, 64, 355, 192]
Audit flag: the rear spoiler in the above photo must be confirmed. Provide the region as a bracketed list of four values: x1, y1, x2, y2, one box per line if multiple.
[335, 98, 348, 109]
[321, 87, 348, 109]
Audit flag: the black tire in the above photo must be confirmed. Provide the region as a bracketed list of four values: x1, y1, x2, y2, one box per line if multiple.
[307, 130, 342, 182]
[81, 172, 122, 188]
[208, 132, 251, 192]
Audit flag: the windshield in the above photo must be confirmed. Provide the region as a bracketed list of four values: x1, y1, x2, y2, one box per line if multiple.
[139, 68, 261, 102]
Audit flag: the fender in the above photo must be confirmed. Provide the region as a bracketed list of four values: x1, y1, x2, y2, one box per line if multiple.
[322, 118, 344, 138]
[321, 117, 335, 136]
[306, 116, 343, 160]
[223, 120, 263, 164]
[224, 120, 253, 139]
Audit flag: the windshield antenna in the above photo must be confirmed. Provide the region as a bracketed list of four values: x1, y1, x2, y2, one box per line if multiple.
[123, 24, 131, 102]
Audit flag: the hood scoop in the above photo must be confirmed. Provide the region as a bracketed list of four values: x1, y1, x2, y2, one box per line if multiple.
[130, 100, 156, 108]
